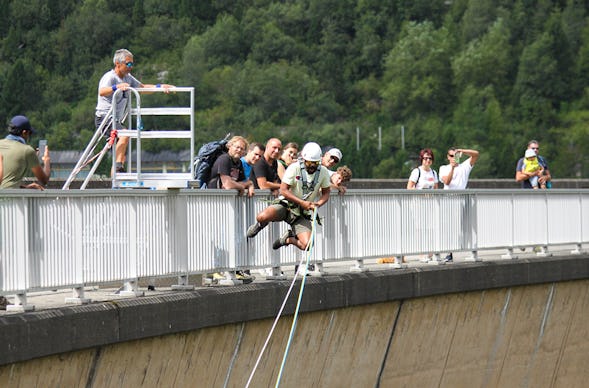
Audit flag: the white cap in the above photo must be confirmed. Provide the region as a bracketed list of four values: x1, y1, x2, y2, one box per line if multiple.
[301, 142, 323, 162]
[525, 149, 536, 158]
[327, 148, 342, 161]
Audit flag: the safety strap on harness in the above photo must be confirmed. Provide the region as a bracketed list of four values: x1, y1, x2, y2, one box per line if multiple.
[298, 159, 321, 200]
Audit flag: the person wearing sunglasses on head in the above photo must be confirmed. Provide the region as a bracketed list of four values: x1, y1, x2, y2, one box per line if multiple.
[95, 48, 174, 174]
[515, 140, 551, 189]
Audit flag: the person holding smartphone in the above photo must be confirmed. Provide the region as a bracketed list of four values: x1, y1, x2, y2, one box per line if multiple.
[438, 147, 479, 262]
[0, 115, 51, 190]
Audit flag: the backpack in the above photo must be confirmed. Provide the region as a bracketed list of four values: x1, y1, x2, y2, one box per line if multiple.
[193, 133, 231, 188]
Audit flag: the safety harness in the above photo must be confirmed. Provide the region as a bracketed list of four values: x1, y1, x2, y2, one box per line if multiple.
[276, 160, 322, 223]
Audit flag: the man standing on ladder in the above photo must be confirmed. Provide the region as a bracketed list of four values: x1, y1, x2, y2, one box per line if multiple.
[246, 142, 331, 251]
[95, 48, 173, 173]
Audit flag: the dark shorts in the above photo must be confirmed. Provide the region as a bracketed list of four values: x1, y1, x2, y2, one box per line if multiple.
[270, 204, 313, 236]
[95, 115, 124, 138]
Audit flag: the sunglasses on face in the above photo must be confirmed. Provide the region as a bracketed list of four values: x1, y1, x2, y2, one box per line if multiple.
[305, 160, 320, 167]
[125, 62, 134, 68]
[422, 157, 433, 161]
[330, 156, 340, 163]
[448, 154, 455, 157]
[530, 147, 539, 150]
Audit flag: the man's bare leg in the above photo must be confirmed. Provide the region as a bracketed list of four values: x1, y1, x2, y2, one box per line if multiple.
[115, 136, 129, 171]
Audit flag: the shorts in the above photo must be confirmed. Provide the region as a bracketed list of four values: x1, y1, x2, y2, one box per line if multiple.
[270, 204, 313, 236]
[95, 115, 124, 138]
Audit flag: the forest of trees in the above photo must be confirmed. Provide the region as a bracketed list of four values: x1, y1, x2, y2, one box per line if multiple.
[1, 0, 589, 179]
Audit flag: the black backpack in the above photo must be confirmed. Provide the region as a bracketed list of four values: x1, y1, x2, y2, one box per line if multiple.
[193, 133, 231, 188]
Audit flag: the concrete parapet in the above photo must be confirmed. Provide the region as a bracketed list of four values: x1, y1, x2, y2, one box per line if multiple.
[0, 255, 587, 367]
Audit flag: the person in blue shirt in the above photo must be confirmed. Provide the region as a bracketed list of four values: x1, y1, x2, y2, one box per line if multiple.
[241, 142, 265, 181]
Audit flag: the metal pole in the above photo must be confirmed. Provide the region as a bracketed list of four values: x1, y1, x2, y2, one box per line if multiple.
[401, 125, 405, 150]
[356, 127, 360, 151]
[378, 126, 382, 151]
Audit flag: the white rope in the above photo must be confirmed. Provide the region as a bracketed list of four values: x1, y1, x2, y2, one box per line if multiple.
[244, 209, 318, 388]
[275, 209, 318, 387]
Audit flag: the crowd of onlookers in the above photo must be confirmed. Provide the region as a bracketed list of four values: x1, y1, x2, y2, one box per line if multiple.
[205, 135, 352, 197]
[406, 140, 551, 191]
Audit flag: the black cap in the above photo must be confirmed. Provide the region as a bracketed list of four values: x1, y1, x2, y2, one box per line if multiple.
[9, 115, 36, 134]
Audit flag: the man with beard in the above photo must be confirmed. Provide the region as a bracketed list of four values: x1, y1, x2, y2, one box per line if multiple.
[246, 142, 331, 251]
[207, 135, 254, 196]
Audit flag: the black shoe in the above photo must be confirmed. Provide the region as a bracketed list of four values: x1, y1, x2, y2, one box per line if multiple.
[147, 285, 156, 291]
[273, 229, 294, 250]
[116, 164, 126, 173]
[247, 223, 264, 238]
[444, 253, 453, 262]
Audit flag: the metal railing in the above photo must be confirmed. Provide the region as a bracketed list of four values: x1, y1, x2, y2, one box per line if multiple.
[1, 189, 588, 309]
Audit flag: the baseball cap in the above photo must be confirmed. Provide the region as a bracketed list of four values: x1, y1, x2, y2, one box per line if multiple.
[525, 149, 536, 158]
[10, 115, 36, 134]
[327, 148, 342, 161]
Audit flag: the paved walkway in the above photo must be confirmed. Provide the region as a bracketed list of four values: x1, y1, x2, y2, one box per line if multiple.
[0, 246, 580, 315]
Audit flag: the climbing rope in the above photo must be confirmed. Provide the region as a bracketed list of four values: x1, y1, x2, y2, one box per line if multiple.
[245, 208, 318, 388]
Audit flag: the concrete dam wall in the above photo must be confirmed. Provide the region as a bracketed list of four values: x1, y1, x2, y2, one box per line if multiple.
[1, 258, 588, 387]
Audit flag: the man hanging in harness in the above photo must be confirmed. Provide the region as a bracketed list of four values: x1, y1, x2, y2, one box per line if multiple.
[246, 142, 331, 250]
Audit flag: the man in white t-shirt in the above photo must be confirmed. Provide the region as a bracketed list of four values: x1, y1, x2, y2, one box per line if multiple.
[439, 148, 479, 190]
[438, 147, 479, 262]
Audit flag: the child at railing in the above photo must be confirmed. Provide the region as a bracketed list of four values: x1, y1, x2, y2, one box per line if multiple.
[521, 149, 545, 189]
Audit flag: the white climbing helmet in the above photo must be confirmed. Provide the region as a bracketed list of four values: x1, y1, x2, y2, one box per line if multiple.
[301, 142, 322, 162]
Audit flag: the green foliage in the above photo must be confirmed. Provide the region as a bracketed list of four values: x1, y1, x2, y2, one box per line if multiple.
[1, 0, 589, 181]
[381, 22, 454, 122]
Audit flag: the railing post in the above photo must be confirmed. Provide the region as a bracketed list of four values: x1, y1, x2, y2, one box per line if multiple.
[6, 198, 35, 312]
[119, 199, 143, 297]
[6, 292, 34, 312]
[172, 193, 194, 290]
[464, 193, 481, 262]
[571, 192, 584, 254]
[537, 192, 552, 257]
[66, 198, 91, 304]
[350, 258, 368, 272]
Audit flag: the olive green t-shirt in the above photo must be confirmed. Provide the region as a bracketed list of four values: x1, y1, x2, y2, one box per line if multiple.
[0, 139, 40, 189]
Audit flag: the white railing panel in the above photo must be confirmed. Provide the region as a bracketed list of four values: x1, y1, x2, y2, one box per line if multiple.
[512, 194, 548, 246]
[475, 194, 514, 248]
[547, 193, 582, 244]
[0, 197, 29, 291]
[135, 196, 175, 277]
[30, 197, 79, 288]
[82, 196, 135, 283]
[401, 193, 443, 255]
[582, 194, 589, 242]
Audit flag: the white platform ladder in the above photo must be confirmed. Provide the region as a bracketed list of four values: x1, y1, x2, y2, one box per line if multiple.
[113, 86, 195, 189]
[62, 86, 195, 190]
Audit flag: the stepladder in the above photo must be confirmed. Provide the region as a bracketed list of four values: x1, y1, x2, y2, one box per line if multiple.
[62, 86, 195, 190]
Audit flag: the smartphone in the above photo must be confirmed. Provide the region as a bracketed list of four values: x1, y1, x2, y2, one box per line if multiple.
[455, 151, 462, 164]
[38, 139, 47, 163]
